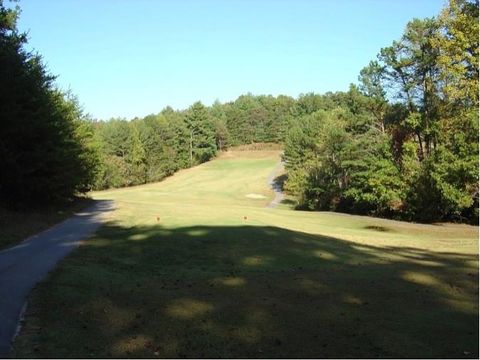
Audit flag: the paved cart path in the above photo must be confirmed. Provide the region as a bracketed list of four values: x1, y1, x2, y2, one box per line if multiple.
[0, 200, 115, 358]
[266, 161, 285, 208]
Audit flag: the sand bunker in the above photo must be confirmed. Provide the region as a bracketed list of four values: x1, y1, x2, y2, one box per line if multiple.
[245, 193, 266, 199]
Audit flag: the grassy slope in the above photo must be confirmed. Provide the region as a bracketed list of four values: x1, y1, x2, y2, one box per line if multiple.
[14, 150, 479, 358]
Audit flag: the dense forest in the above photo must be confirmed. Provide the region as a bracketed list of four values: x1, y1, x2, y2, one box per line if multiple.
[282, 0, 479, 223]
[0, 0, 478, 223]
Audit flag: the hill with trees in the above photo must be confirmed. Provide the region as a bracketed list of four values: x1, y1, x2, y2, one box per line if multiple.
[1, 0, 477, 223]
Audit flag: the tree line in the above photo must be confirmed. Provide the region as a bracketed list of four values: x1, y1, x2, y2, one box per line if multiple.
[89, 94, 303, 189]
[1, 0, 477, 223]
[283, 0, 478, 223]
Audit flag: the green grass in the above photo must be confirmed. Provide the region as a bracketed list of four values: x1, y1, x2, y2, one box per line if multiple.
[14, 150, 479, 358]
[0, 197, 93, 250]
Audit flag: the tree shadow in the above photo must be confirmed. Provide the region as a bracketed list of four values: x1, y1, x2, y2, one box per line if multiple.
[15, 223, 479, 358]
[272, 174, 287, 192]
[363, 225, 394, 232]
[279, 198, 296, 206]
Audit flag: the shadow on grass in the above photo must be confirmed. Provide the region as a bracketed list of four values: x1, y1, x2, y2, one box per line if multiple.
[272, 174, 287, 192]
[363, 225, 394, 232]
[15, 223, 479, 358]
[279, 198, 296, 206]
[0, 196, 94, 250]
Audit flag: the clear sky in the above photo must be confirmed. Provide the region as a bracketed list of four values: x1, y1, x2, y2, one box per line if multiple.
[15, 0, 444, 120]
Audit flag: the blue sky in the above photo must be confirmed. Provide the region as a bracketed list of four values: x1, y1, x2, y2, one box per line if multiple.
[15, 0, 444, 119]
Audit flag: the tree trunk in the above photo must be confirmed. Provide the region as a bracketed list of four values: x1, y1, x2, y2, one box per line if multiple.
[416, 132, 424, 161]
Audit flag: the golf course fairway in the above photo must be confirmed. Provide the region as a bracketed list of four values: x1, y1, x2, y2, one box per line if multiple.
[14, 150, 479, 358]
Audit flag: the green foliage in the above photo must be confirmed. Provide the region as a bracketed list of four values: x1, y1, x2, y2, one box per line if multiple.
[125, 122, 147, 185]
[432, 0, 479, 110]
[185, 101, 217, 166]
[0, 2, 97, 207]
[282, 0, 478, 223]
[223, 94, 296, 145]
[342, 134, 406, 215]
[92, 110, 193, 189]
[284, 111, 350, 210]
[284, 107, 406, 217]
[210, 100, 230, 150]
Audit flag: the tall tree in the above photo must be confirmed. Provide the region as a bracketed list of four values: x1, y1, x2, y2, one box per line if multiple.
[0, 1, 97, 206]
[210, 100, 230, 150]
[432, 0, 479, 111]
[125, 122, 147, 185]
[358, 61, 389, 133]
[378, 17, 441, 160]
[184, 102, 217, 166]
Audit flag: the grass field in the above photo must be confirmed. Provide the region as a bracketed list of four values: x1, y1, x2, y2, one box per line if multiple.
[14, 150, 479, 358]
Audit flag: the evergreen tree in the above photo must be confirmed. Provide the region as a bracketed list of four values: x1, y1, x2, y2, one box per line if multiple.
[0, 2, 97, 206]
[185, 102, 217, 166]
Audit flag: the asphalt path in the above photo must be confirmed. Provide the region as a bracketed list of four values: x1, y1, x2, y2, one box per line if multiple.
[0, 200, 114, 358]
[266, 161, 285, 208]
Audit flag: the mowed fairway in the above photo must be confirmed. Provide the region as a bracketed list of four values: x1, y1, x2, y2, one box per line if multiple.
[14, 150, 479, 358]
